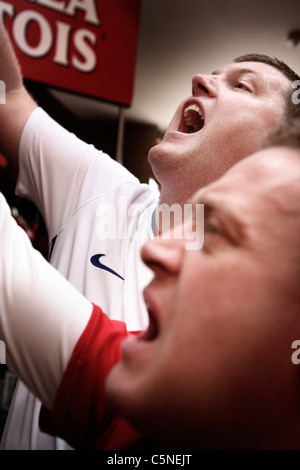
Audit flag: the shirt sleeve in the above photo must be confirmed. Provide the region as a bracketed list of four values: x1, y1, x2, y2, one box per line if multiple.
[39, 303, 145, 450]
[16, 108, 139, 242]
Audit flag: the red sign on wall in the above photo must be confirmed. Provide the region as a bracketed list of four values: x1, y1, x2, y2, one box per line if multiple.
[1, 0, 142, 106]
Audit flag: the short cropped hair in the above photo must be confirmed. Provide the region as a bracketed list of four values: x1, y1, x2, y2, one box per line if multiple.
[234, 53, 300, 122]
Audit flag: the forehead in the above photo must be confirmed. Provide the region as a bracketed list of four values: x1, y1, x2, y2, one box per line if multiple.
[192, 147, 300, 214]
[213, 61, 290, 90]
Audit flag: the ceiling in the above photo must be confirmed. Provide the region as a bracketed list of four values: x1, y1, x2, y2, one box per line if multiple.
[49, 0, 300, 133]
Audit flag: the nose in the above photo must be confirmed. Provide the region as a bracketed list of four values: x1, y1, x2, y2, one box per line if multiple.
[192, 74, 217, 97]
[141, 237, 183, 279]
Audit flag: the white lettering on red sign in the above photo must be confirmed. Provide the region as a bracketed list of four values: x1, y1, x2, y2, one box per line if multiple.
[25, 0, 101, 25]
[0, 0, 99, 72]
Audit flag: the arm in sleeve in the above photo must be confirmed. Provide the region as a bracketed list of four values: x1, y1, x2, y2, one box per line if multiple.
[17, 108, 139, 241]
[0, 192, 93, 410]
[0, 191, 143, 449]
[40, 305, 144, 450]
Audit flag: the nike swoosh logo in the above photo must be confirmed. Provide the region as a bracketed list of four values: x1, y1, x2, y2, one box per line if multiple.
[90, 254, 124, 280]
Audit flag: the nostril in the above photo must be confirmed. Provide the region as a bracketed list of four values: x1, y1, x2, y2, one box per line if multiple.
[198, 83, 209, 94]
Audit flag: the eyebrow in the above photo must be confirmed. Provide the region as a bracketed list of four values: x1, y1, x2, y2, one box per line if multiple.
[212, 67, 261, 79]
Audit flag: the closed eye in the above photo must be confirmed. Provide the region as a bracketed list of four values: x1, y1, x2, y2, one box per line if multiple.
[205, 222, 218, 234]
[202, 215, 228, 254]
[204, 215, 223, 236]
[234, 81, 252, 92]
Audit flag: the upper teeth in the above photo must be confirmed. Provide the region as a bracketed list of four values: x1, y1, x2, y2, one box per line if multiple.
[184, 104, 204, 130]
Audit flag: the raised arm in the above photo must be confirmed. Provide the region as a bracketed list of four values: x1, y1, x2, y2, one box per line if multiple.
[0, 21, 37, 171]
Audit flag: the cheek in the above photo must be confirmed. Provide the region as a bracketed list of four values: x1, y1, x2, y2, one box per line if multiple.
[212, 99, 282, 147]
[166, 256, 262, 355]
[193, 117, 262, 172]
[252, 109, 283, 138]
[168, 254, 288, 376]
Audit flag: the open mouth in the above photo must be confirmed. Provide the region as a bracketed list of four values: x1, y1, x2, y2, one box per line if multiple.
[138, 306, 159, 342]
[178, 102, 204, 134]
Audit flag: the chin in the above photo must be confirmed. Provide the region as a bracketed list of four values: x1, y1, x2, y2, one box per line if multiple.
[149, 136, 179, 159]
[106, 363, 164, 430]
[106, 366, 203, 449]
[105, 363, 146, 419]
[148, 140, 166, 164]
